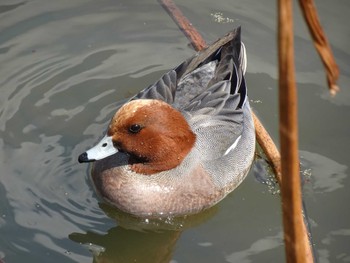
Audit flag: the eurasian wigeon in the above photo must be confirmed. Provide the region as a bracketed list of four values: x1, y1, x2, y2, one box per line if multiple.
[79, 27, 256, 217]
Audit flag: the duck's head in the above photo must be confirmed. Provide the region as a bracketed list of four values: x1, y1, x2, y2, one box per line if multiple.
[78, 99, 196, 175]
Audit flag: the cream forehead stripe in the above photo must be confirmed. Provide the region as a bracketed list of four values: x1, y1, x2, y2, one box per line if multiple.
[111, 99, 164, 125]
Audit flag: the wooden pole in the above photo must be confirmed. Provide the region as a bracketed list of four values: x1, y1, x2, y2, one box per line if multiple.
[278, 0, 313, 262]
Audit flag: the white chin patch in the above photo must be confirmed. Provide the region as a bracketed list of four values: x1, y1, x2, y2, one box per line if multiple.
[85, 135, 118, 161]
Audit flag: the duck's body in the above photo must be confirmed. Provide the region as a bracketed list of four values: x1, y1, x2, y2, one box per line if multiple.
[79, 27, 255, 217]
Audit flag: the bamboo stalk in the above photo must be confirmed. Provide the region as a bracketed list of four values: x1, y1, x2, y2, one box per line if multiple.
[278, 0, 312, 262]
[298, 0, 339, 95]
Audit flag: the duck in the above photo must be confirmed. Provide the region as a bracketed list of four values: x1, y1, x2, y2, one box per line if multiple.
[78, 27, 256, 217]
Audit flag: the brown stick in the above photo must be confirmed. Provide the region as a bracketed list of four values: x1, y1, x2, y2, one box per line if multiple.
[298, 0, 339, 95]
[278, 0, 313, 262]
[252, 114, 282, 184]
[159, 0, 207, 51]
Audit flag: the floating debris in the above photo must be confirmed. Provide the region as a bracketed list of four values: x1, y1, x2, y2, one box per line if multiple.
[210, 12, 235, 24]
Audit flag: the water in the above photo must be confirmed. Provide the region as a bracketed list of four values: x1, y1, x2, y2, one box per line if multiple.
[1, 0, 349, 262]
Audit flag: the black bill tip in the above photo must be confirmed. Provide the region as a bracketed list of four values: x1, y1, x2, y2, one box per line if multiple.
[78, 152, 95, 163]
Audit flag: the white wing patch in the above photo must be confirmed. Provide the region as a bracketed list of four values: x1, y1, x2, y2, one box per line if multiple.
[224, 135, 242, 155]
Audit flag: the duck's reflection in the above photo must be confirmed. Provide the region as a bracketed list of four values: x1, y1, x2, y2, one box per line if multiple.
[70, 225, 180, 263]
[69, 203, 218, 263]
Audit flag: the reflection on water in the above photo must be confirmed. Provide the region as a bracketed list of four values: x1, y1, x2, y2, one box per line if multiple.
[226, 231, 284, 263]
[69, 203, 218, 262]
[300, 151, 348, 193]
[1, 0, 350, 262]
[318, 228, 350, 263]
[71, 227, 181, 263]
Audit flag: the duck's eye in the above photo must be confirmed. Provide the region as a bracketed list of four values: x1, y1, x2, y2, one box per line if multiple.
[129, 124, 142, 134]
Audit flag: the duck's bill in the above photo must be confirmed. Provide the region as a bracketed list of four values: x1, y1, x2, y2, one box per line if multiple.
[78, 135, 118, 163]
